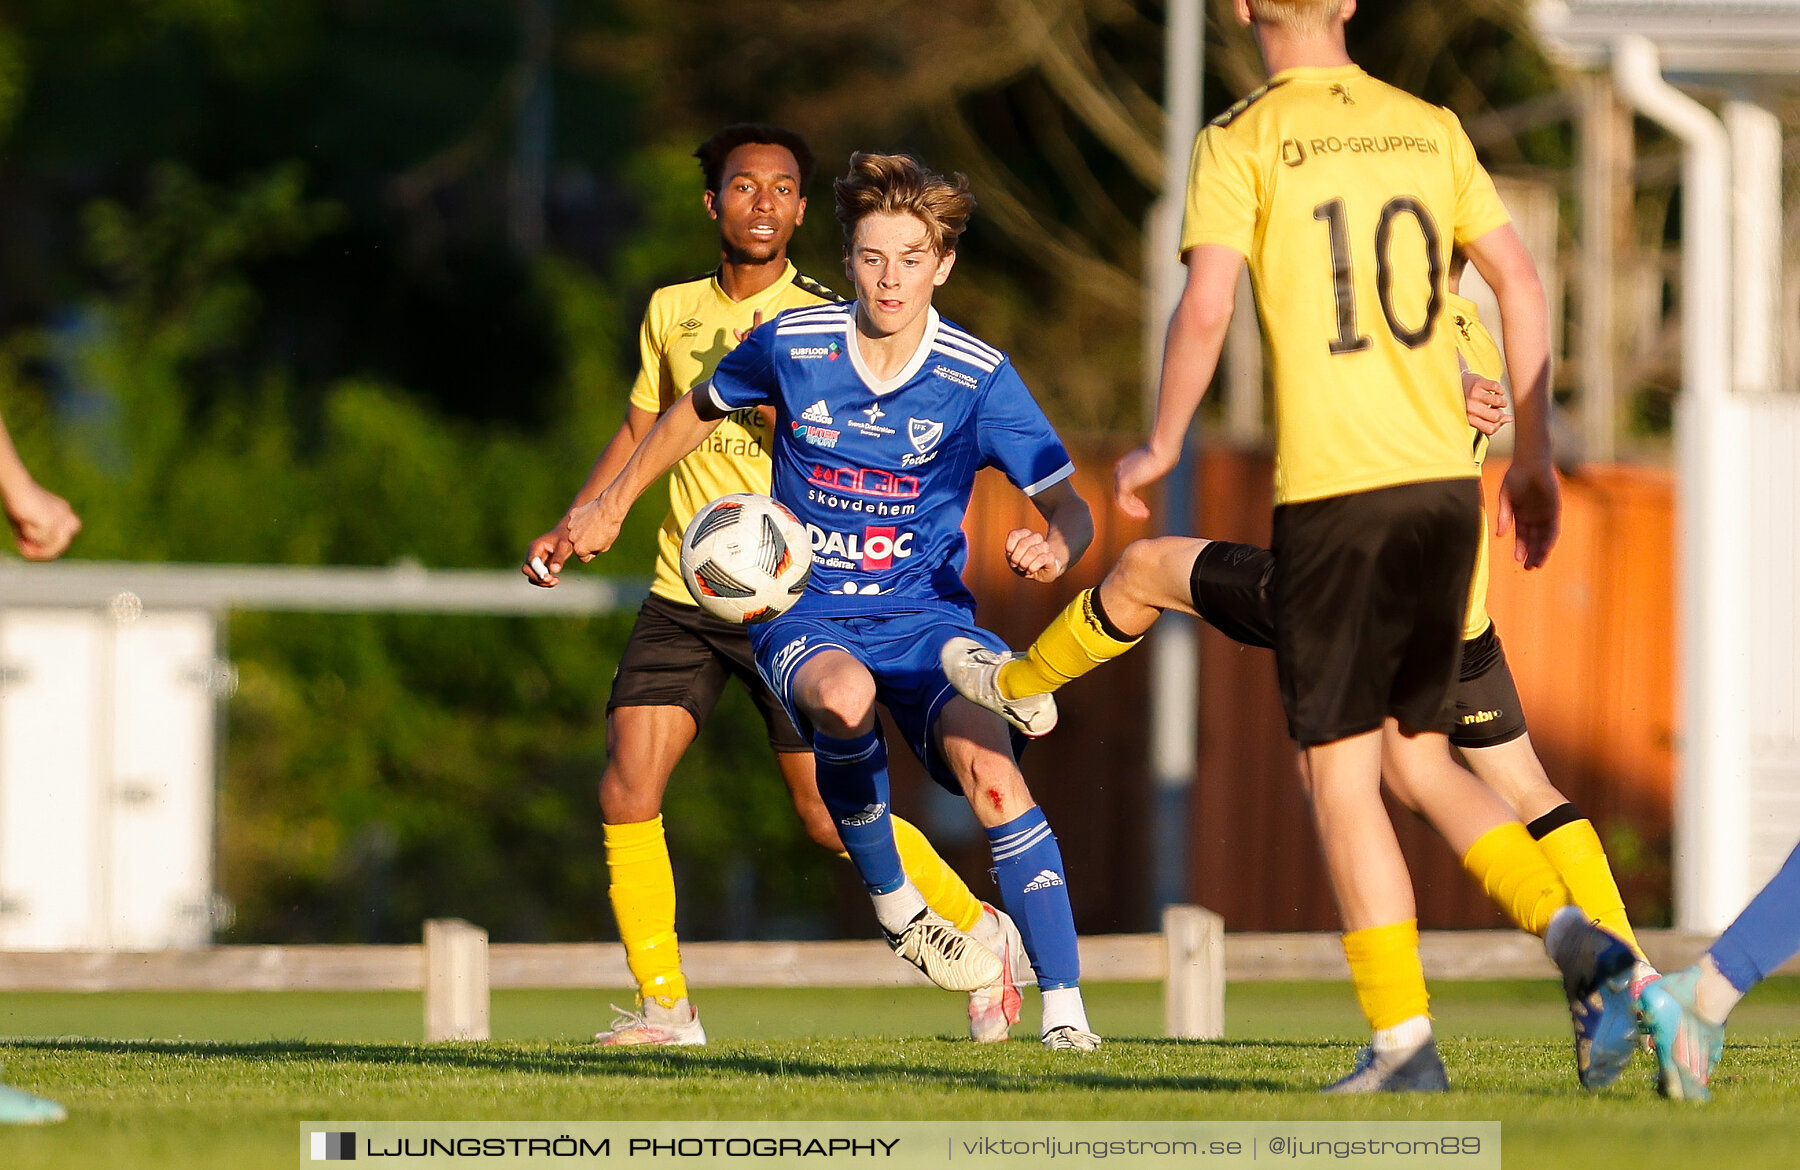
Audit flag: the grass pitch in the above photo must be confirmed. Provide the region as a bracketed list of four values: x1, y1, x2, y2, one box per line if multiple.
[4, 980, 1799, 1170]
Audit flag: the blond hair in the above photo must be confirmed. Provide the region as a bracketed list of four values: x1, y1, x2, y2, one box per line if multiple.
[834, 152, 976, 255]
[1246, 0, 1346, 34]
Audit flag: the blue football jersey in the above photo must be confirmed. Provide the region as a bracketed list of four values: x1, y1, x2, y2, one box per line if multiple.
[704, 302, 1075, 617]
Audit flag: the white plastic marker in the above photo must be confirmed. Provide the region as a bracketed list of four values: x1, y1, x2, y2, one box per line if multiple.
[530, 556, 550, 579]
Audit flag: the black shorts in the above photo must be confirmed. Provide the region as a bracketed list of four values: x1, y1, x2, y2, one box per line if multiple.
[1450, 622, 1529, 749]
[1189, 534, 1527, 749]
[1270, 478, 1481, 747]
[608, 593, 810, 753]
[1189, 539, 1277, 650]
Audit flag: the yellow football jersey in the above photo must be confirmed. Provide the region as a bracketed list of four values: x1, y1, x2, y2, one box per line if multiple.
[1181, 65, 1512, 505]
[1449, 292, 1502, 639]
[629, 262, 839, 604]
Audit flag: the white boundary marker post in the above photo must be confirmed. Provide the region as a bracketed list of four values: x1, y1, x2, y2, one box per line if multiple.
[1161, 904, 1223, 1039]
[424, 918, 490, 1042]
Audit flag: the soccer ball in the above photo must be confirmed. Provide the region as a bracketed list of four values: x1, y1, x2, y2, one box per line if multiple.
[679, 493, 812, 624]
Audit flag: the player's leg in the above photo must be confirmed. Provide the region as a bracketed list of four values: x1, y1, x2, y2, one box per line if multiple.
[1299, 728, 1449, 1091]
[755, 653, 1025, 1041]
[592, 596, 729, 1046]
[596, 703, 707, 1046]
[997, 536, 1207, 690]
[943, 537, 1204, 735]
[1641, 837, 1800, 1100]
[770, 743, 1013, 1019]
[736, 632, 992, 947]
[933, 696, 1096, 1050]
[1381, 728, 1638, 1090]
[784, 645, 999, 993]
[1273, 485, 1452, 1092]
[1451, 627, 1649, 971]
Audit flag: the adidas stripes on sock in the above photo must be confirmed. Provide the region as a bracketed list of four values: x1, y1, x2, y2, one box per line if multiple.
[986, 806, 1081, 990]
[813, 728, 904, 895]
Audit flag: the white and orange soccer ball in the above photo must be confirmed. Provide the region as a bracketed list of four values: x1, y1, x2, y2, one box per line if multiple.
[679, 493, 812, 624]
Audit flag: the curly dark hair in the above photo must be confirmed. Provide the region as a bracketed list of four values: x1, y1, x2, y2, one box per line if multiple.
[693, 124, 817, 195]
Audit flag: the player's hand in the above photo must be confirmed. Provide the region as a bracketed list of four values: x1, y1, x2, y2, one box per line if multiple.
[522, 529, 562, 587]
[1113, 444, 1176, 521]
[1464, 374, 1510, 437]
[1004, 527, 1065, 583]
[554, 497, 626, 568]
[732, 310, 765, 344]
[4, 479, 81, 561]
[1496, 458, 1561, 570]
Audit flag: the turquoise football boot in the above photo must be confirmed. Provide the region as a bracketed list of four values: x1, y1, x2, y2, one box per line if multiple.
[1638, 966, 1726, 1102]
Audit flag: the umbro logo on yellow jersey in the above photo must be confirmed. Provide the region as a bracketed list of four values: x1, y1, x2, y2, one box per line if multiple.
[678, 317, 703, 333]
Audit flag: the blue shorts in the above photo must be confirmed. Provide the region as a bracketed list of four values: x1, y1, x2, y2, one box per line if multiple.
[749, 606, 1013, 793]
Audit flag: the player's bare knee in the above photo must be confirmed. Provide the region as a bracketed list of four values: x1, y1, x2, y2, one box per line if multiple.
[955, 749, 1026, 817]
[1111, 536, 1202, 610]
[1108, 538, 1164, 605]
[798, 672, 877, 737]
[598, 762, 662, 824]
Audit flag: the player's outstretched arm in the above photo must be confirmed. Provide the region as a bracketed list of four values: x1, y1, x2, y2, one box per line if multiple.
[1464, 224, 1559, 569]
[1004, 478, 1092, 583]
[550, 391, 721, 570]
[1115, 245, 1243, 519]
[0, 408, 81, 561]
[524, 404, 659, 586]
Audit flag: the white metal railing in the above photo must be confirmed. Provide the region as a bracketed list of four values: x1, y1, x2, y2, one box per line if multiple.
[0, 559, 646, 616]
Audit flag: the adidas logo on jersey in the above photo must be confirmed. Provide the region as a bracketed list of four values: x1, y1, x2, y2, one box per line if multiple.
[839, 802, 888, 828]
[1022, 869, 1064, 893]
[802, 400, 834, 424]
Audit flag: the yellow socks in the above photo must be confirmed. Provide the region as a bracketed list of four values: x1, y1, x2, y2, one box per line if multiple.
[1343, 919, 1430, 1030]
[1460, 821, 1573, 938]
[892, 815, 984, 932]
[997, 588, 1141, 701]
[604, 815, 688, 1007]
[1532, 811, 1645, 961]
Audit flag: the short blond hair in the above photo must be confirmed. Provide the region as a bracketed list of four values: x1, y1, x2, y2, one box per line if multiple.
[1247, 0, 1346, 34]
[834, 152, 976, 255]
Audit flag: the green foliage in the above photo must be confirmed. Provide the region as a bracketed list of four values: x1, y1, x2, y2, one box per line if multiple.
[1, 162, 833, 944]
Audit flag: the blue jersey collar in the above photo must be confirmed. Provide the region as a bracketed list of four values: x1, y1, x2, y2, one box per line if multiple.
[848, 306, 940, 397]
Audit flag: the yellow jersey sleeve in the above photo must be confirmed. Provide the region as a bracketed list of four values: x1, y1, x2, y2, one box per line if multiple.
[1447, 112, 1512, 248]
[1179, 116, 1263, 257]
[628, 291, 673, 414]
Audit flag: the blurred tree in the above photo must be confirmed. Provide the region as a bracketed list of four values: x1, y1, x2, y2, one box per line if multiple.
[0, 0, 1571, 944]
[565, 0, 1562, 429]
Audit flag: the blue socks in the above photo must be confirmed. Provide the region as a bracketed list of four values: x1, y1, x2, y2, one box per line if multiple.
[813, 729, 903, 895]
[987, 806, 1081, 990]
[1711, 839, 1800, 993]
